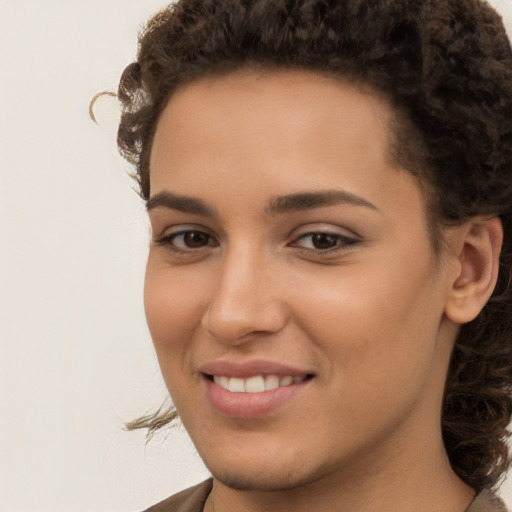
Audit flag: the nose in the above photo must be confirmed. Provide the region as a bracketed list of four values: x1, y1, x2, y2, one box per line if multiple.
[201, 246, 287, 345]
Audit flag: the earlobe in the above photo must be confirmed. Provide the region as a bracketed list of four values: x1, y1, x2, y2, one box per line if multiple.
[444, 216, 503, 325]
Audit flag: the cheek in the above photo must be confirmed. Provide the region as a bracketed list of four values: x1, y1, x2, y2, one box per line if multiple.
[290, 277, 444, 437]
[143, 258, 207, 360]
[290, 254, 444, 381]
[143, 260, 211, 409]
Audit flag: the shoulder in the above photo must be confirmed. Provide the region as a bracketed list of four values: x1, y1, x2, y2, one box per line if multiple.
[466, 489, 509, 512]
[142, 479, 213, 512]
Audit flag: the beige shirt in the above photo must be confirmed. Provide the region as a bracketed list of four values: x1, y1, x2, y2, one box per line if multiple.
[143, 479, 509, 512]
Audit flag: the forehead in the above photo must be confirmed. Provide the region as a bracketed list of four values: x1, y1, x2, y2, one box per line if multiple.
[149, 69, 426, 224]
[152, 70, 397, 176]
[155, 70, 391, 141]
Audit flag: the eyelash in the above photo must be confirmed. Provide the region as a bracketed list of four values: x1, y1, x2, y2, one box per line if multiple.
[154, 230, 218, 254]
[291, 231, 358, 255]
[154, 228, 358, 256]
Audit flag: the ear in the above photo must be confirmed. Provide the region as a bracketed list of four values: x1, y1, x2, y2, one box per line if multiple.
[444, 216, 503, 324]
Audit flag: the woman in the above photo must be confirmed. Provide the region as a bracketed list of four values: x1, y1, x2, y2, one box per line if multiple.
[116, 0, 512, 510]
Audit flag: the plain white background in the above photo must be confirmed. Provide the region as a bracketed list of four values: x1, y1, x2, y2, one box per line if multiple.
[1, 1, 511, 510]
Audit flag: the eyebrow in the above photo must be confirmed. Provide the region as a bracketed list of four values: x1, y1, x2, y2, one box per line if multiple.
[146, 191, 217, 216]
[146, 189, 378, 216]
[265, 190, 378, 215]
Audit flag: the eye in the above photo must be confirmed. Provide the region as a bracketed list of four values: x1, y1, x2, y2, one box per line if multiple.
[174, 231, 213, 249]
[291, 231, 357, 252]
[155, 229, 218, 251]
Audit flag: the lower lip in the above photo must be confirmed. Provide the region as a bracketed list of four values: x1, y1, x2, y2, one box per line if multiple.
[203, 376, 311, 419]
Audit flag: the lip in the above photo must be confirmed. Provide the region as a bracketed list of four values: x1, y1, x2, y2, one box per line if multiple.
[199, 359, 314, 419]
[199, 359, 313, 379]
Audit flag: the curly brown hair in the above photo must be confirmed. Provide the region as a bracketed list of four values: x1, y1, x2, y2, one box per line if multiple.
[116, 0, 512, 492]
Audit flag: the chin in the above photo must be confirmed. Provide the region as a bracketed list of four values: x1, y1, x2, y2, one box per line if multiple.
[210, 468, 313, 492]
[203, 452, 332, 493]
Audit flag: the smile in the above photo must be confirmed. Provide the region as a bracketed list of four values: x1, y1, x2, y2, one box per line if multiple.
[212, 374, 308, 393]
[203, 371, 314, 418]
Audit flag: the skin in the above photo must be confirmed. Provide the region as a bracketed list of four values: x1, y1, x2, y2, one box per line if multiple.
[145, 69, 499, 512]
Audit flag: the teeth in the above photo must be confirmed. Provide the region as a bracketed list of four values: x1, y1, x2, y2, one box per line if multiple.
[215, 375, 229, 389]
[245, 376, 265, 393]
[279, 376, 293, 387]
[228, 377, 245, 393]
[264, 375, 280, 391]
[213, 374, 306, 393]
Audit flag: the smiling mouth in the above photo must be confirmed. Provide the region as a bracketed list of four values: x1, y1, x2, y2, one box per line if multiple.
[205, 374, 314, 393]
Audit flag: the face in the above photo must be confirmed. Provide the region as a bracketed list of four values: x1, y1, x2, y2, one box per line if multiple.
[145, 69, 459, 491]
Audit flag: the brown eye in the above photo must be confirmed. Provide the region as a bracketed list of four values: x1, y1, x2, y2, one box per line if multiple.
[311, 233, 340, 250]
[182, 231, 211, 248]
[156, 229, 218, 251]
[290, 231, 357, 253]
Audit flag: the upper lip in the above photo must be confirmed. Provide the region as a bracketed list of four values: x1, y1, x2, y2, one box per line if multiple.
[199, 359, 314, 379]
